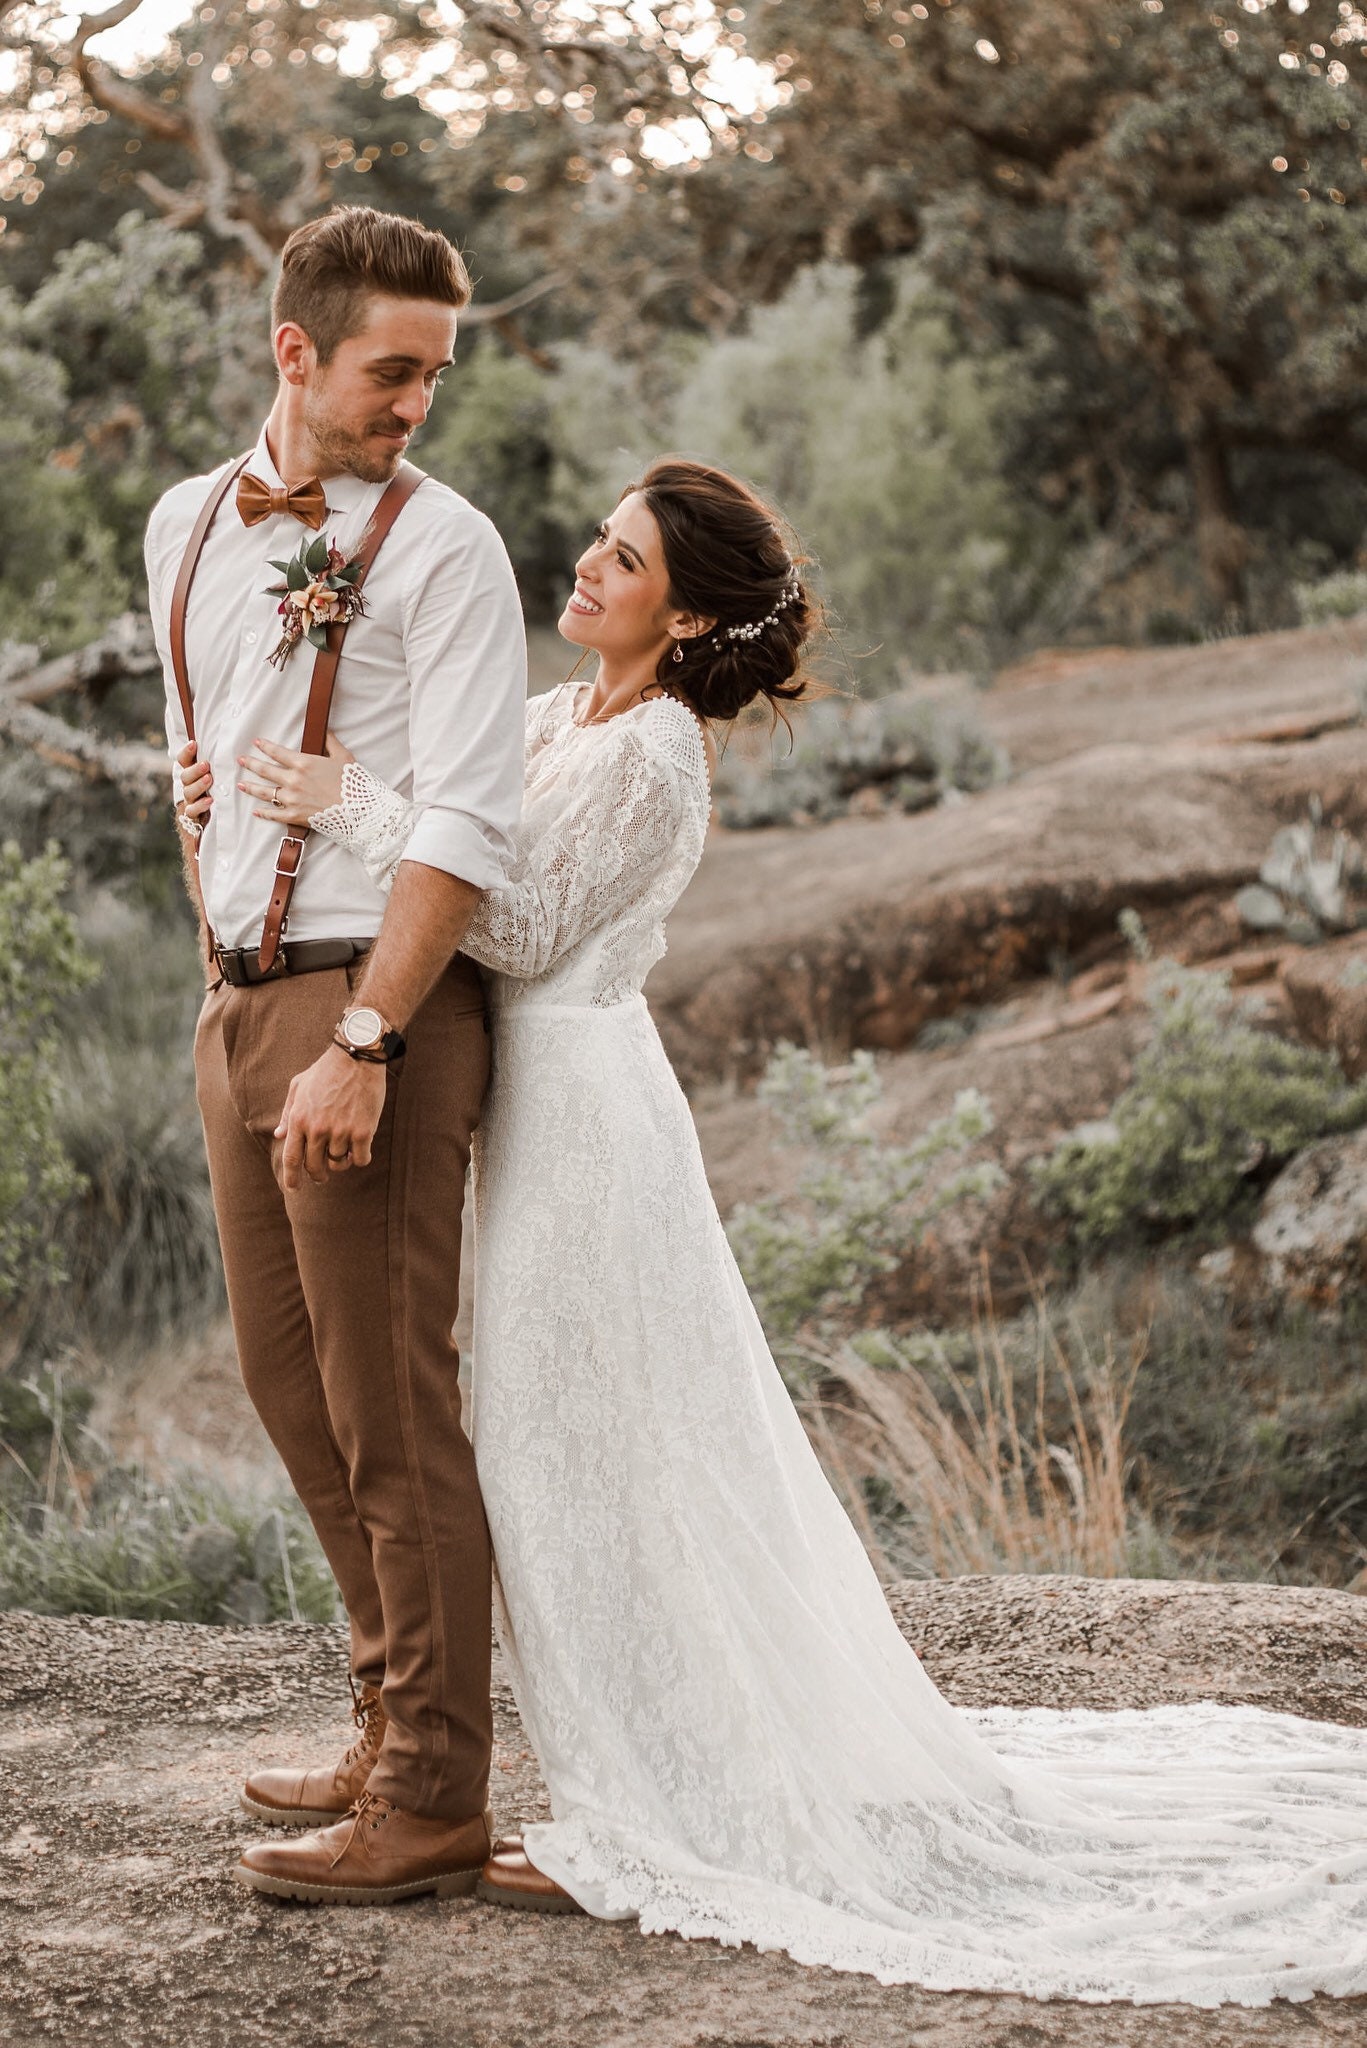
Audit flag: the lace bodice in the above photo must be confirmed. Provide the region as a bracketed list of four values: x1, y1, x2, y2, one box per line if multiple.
[310, 687, 711, 1008]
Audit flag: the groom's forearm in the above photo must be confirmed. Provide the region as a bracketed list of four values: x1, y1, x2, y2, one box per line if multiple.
[350, 859, 482, 1031]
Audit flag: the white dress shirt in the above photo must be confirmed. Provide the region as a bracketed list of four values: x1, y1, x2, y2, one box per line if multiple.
[145, 422, 527, 950]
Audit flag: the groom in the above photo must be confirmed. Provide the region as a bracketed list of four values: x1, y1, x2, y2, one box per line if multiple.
[145, 206, 526, 1901]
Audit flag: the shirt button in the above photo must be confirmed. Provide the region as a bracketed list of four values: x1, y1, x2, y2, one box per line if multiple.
[226, 697, 241, 716]
[243, 630, 258, 647]
[216, 856, 231, 872]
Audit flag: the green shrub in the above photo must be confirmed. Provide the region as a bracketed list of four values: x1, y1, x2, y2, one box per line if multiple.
[1294, 567, 1367, 627]
[1254, 1387, 1367, 1533]
[714, 687, 1009, 829]
[725, 1044, 1002, 1384]
[0, 1474, 337, 1625]
[1033, 957, 1367, 1250]
[50, 1044, 223, 1339]
[0, 842, 98, 1304]
[1055, 1258, 1367, 1581]
[5, 912, 222, 1348]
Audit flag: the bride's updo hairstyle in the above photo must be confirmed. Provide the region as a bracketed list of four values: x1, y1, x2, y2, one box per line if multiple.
[630, 459, 817, 722]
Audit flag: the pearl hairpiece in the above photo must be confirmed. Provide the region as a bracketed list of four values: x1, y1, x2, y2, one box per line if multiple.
[716, 579, 802, 646]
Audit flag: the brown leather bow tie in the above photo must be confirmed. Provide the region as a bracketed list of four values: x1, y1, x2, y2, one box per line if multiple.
[235, 470, 327, 530]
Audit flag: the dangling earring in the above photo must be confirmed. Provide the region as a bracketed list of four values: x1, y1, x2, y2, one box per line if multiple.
[672, 639, 685, 666]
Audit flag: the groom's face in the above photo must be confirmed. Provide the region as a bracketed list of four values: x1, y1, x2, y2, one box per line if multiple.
[300, 293, 458, 482]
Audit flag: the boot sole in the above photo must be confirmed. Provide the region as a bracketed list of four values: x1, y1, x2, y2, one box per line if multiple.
[476, 1876, 586, 1916]
[239, 1792, 347, 1830]
[234, 1863, 483, 1906]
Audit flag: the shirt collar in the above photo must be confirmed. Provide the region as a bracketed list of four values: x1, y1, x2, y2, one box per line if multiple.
[321, 469, 383, 522]
[247, 422, 283, 490]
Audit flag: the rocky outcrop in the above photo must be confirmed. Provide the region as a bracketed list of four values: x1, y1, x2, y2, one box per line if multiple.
[5, 1578, 1366, 2048]
[652, 727, 1367, 1087]
[983, 620, 1367, 775]
[1252, 1127, 1367, 1304]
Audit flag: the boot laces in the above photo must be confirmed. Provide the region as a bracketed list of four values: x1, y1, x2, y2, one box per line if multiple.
[342, 1677, 384, 1768]
[329, 1789, 392, 1869]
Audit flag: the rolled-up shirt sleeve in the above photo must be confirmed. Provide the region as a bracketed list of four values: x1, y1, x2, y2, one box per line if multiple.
[397, 502, 527, 892]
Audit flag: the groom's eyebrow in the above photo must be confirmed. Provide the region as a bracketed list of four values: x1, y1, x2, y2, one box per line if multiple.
[371, 352, 456, 371]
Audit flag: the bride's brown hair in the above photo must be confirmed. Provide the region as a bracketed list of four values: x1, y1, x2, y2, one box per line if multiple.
[626, 459, 818, 724]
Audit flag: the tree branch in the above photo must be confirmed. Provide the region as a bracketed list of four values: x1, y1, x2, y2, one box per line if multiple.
[4, 614, 160, 709]
[0, 694, 166, 803]
[71, 0, 192, 145]
[132, 168, 206, 231]
[462, 273, 564, 327]
[182, 53, 280, 272]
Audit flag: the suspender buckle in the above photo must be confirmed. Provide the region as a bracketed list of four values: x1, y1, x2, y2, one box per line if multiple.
[273, 834, 307, 878]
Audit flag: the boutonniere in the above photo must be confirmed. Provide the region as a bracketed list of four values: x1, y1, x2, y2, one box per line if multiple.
[264, 532, 367, 669]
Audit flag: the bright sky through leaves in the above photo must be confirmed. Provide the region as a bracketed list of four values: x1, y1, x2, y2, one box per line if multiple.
[51, 0, 761, 163]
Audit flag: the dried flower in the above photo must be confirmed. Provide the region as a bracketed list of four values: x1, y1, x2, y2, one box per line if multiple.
[264, 533, 367, 669]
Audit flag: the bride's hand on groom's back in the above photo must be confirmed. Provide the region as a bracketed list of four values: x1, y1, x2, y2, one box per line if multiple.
[237, 731, 354, 827]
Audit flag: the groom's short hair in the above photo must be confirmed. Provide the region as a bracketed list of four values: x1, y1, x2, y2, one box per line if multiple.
[273, 206, 472, 364]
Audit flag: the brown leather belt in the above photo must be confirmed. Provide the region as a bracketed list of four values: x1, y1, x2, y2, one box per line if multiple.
[213, 936, 374, 987]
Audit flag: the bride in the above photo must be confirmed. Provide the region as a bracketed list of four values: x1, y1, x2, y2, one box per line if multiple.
[186, 457, 1367, 2006]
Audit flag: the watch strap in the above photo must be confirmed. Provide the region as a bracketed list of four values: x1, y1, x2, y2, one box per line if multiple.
[332, 1025, 407, 1065]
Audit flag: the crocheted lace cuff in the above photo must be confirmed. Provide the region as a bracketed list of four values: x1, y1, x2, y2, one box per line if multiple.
[309, 761, 415, 892]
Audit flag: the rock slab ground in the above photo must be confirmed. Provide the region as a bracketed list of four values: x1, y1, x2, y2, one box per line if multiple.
[4, 1576, 1366, 2048]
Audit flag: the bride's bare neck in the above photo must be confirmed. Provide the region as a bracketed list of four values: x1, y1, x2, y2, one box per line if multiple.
[574, 655, 664, 725]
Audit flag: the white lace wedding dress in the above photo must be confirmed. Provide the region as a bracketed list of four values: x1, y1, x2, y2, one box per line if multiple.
[312, 685, 1367, 2006]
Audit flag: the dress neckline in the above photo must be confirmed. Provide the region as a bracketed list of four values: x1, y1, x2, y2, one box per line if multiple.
[562, 683, 713, 785]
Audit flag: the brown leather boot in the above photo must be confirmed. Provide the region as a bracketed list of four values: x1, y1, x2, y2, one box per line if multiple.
[477, 1840, 585, 1916]
[235, 1792, 492, 1905]
[240, 1681, 386, 1829]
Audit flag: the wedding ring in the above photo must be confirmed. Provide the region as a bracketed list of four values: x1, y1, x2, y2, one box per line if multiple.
[326, 1148, 350, 1163]
[271, 785, 283, 808]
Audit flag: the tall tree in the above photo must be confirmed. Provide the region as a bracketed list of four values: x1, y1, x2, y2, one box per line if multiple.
[683, 0, 1367, 619]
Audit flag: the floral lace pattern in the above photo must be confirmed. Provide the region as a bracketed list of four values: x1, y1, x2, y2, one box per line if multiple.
[312, 687, 1367, 2006]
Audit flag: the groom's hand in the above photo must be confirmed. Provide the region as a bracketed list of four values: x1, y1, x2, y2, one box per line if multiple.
[275, 1045, 387, 1190]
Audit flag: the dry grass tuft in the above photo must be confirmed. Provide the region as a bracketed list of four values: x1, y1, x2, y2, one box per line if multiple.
[803, 1279, 1142, 1583]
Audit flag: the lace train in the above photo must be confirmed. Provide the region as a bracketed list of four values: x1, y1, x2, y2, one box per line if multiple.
[471, 996, 1367, 2007]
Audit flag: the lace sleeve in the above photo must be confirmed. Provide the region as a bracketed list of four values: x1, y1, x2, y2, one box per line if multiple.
[309, 762, 419, 896]
[461, 721, 685, 980]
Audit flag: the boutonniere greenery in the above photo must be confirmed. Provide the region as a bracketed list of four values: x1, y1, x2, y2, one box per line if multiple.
[264, 532, 367, 669]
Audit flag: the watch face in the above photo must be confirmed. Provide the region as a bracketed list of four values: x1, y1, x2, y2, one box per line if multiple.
[342, 1007, 384, 1048]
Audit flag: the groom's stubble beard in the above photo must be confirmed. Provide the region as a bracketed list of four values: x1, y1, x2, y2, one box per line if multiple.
[302, 377, 407, 485]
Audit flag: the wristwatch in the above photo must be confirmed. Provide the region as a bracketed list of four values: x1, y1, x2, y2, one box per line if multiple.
[334, 1006, 406, 1065]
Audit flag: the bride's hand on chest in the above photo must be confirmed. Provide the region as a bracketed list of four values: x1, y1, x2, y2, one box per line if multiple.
[237, 730, 355, 826]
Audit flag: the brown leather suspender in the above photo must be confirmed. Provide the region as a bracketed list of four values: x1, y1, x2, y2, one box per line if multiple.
[169, 450, 252, 753]
[168, 457, 429, 976]
[255, 461, 426, 973]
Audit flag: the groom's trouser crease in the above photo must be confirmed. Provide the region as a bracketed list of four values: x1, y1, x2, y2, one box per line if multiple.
[194, 953, 493, 1823]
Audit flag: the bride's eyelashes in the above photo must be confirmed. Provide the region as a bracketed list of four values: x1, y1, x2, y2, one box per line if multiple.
[593, 522, 635, 572]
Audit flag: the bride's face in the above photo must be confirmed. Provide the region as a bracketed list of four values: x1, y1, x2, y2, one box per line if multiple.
[559, 494, 682, 665]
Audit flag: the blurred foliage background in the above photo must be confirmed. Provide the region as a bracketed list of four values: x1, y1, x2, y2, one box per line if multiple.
[5, 0, 1367, 1609]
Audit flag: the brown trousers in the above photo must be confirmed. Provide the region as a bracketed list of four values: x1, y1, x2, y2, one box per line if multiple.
[194, 953, 492, 1822]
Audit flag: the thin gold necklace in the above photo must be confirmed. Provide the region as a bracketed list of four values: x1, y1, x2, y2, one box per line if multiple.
[573, 683, 671, 729]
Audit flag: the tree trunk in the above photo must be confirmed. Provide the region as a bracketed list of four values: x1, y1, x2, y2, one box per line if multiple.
[1187, 428, 1248, 622]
